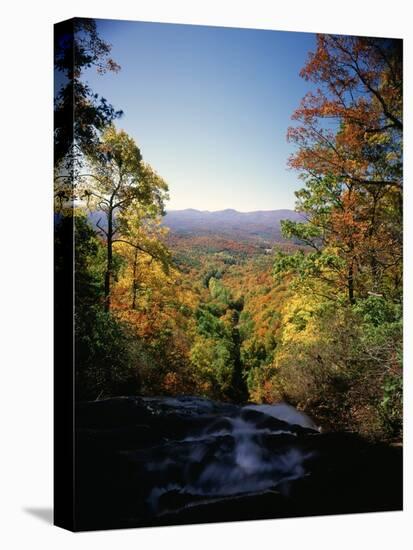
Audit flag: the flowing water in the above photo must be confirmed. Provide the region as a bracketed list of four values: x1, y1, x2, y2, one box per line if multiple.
[138, 398, 318, 512]
[75, 395, 402, 530]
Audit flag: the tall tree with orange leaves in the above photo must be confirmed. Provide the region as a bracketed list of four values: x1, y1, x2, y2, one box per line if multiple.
[270, 36, 403, 437]
[276, 35, 402, 303]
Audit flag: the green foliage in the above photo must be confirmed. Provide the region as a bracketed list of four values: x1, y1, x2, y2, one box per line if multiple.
[195, 305, 228, 339]
[238, 311, 254, 340]
[189, 279, 247, 401]
[353, 295, 401, 327]
[66, 214, 146, 400]
[355, 297, 403, 437]
[190, 337, 235, 398]
[261, 292, 402, 439]
[380, 373, 403, 436]
[281, 219, 323, 244]
[202, 268, 223, 288]
[273, 249, 345, 299]
[241, 340, 268, 371]
[75, 306, 141, 400]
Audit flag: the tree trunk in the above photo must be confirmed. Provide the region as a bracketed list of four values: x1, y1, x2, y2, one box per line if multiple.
[131, 246, 139, 309]
[104, 208, 113, 312]
[348, 262, 355, 304]
[368, 192, 380, 291]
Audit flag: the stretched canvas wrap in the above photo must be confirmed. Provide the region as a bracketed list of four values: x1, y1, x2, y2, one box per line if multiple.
[54, 18, 403, 531]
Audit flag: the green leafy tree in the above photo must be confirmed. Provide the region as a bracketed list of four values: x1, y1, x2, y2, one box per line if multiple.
[80, 126, 169, 311]
[190, 281, 247, 401]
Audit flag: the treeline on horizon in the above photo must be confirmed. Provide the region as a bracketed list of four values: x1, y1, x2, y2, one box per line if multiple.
[55, 20, 402, 441]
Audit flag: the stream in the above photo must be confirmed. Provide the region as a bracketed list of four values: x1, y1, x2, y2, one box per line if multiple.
[75, 395, 402, 530]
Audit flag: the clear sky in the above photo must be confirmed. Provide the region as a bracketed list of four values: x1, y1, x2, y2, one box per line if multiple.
[83, 19, 317, 211]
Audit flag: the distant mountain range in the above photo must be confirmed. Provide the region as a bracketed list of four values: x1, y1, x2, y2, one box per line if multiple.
[163, 208, 303, 241]
[85, 208, 304, 243]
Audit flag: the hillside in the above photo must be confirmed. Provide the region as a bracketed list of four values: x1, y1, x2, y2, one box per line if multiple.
[163, 208, 303, 241]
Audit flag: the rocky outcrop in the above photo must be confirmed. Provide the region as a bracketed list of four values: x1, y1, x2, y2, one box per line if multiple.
[74, 396, 402, 531]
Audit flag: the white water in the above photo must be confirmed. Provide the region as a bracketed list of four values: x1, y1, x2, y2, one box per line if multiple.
[143, 403, 317, 511]
[244, 403, 320, 430]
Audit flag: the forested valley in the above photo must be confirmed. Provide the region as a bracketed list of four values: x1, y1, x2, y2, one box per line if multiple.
[55, 22, 402, 443]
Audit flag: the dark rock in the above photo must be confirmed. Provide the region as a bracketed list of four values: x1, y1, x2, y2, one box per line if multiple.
[74, 396, 402, 531]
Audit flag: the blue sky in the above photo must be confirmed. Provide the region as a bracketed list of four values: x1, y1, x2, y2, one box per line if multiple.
[83, 19, 317, 211]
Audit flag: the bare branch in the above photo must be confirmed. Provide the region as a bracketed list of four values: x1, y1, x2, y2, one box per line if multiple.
[96, 218, 108, 237]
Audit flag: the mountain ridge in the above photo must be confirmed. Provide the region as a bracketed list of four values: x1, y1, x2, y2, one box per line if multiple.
[166, 208, 297, 214]
[163, 208, 303, 242]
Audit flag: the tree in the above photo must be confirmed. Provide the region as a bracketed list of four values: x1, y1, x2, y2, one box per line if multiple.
[54, 214, 142, 400]
[112, 208, 171, 310]
[54, 18, 123, 215]
[54, 18, 122, 165]
[288, 35, 402, 190]
[80, 126, 169, 311]
[278, 35, 402, 303]
[270, 35, 403, 438]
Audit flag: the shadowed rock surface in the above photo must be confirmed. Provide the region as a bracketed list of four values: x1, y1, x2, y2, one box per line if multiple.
[74, 396, 402, 531]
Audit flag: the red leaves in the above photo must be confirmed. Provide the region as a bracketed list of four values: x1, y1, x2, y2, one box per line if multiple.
[288, 35, 402, 193]
[286, 35, 402, 302]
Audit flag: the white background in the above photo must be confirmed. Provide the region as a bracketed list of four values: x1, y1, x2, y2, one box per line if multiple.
[0, 0, 411, 548]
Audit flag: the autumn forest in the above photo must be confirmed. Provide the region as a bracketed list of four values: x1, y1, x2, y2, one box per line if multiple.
[55, 21, 402, 444]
